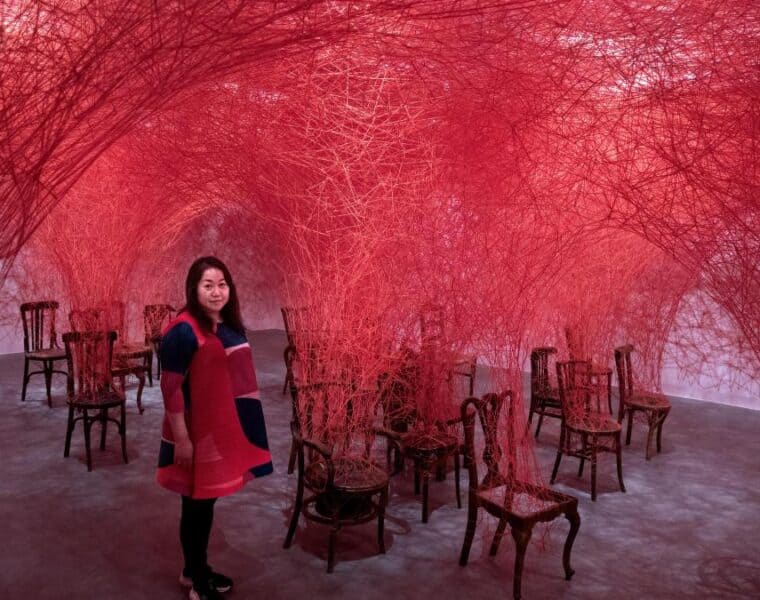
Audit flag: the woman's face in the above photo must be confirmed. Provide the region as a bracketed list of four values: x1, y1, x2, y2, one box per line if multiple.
[197, 267, 230, 320]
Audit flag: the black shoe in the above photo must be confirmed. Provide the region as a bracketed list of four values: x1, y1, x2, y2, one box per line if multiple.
[180, 568, 233, 594]
[189, 586, 225, 600]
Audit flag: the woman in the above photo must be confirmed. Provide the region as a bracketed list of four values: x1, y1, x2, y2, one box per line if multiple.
[157, 256, 273, 600]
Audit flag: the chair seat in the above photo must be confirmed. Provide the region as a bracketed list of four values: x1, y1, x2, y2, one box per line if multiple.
[478, 484, 570, 521]
[68, 390, 124, 409]
[305, 457, 388, 494]
[627, 392, 670, 411]
[26, 348, 66, 361]
[401, 430, 459, 457]
[567, 413, 621, 434]
[114, 342, 150, 359]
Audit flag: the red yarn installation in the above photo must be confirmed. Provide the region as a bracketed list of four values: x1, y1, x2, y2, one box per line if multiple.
[2, 0, 759, 525]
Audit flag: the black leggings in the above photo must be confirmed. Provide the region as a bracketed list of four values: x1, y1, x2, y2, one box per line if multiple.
[180, 495, 217, 585]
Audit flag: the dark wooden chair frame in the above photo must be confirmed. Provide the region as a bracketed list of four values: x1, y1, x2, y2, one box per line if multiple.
[62, 330, 128, 472]
[551, 360, 625, 501]
[459, 391, 580, 600]
[527, 346, 561, 438]
[614, 345, 671, 460]
[20, 301, 68, 407]
[283, 382, 395, 573]
[143, 303, 174, 383]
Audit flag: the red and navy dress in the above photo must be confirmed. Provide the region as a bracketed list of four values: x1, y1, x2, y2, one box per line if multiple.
[156, 312, 273, 499]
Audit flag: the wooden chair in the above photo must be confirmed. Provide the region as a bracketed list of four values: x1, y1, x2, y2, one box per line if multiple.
[420, 304, 477, 395]
[62, 330, 128, 472]
[70, 306, 148, 413]
[526, 346, 561, 438]
[459, 392, 580, 600]
[614, 345, 671, 460]
[565, 325, 613, 414]
[284, 382, 394, 573]
[281, 306, 308, 394]
[143, 304, 174, 383]
[377, 351, 462, 523]
[20, 301, 68, 407]
[551, 360, 625, 501]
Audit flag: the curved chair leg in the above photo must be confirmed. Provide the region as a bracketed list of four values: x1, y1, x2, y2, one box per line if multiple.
[562, 506, 581, 580]
[490, 517, 508, 556]
[534, 411, 545, 438]
[146, 351, 153, 387]
[625, 410, 634, 445]
[459, 496, 478, 566]
[510, 523, 533, 600]
[136, 375, 145, 414]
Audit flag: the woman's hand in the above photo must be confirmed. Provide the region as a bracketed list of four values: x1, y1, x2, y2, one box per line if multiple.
[174, 437, 194, 469]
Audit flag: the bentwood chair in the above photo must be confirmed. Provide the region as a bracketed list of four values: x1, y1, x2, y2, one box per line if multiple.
[459, 392, 580, 600]
[614, 345, 671, 460]
[143, 304, 175, 382]
[527, 346, 561, 438]
[551, 360, 625, 501]
[70, 306, 148, 413]
[20, 301, 68, 407]
[62, 330, 128, 472]
[284, 382, 394, 573]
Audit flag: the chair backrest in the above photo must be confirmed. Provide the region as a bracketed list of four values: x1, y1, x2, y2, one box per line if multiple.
[69, 307, 107, 333]
[20, 301, 60, 353]
[530, 346, 557, 395]
[461, 391, 513, 491]
[144, 304, 174, 341]
[290, 381, 377, 457]
[556, 360, 592, 420]
[281, 306, 311, 347]
[378, 351, 420, 434]
[62, 330, 117, 399]
[614, 344, 636, 402]
[564, 325, 589, 361]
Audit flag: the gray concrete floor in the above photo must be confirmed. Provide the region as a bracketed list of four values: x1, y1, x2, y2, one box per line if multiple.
[1, 330, 759, 599]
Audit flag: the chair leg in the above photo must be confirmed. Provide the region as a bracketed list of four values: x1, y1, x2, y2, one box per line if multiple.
[136, 375, 145, 414]
[21, 357, 30, 402]
[421, 468, 431, 523]
[616, 433, 626, 493]
[459, 496, 478, 566]
[510, 523, 533, 600]
[645, 412, 657, 460]
[454, 451, 461, 509]
[656, 409, 669, 454]
[534, 410, 545, 438]
[121, 403, 128, 463]
[44, 360, 53, 408]
[562, 506, 581, 580]
[490, 517, 508, 556]
[378, 487, 387, 554]
[625, 410, 634, 445]
[146, 351, 153, 387]
[327, 524, 338, 573]
[550, 426, 564, 483]
[590, 437, 598, 502]
[287, 439, 297, 474]
[64, 404, 75, 457]
[284, 453, 304, 549]
[83, 411, 93, 472]
[100, 408, 108, 450]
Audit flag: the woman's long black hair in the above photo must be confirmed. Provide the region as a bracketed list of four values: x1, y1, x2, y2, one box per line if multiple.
[182, 256, 245, 333]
